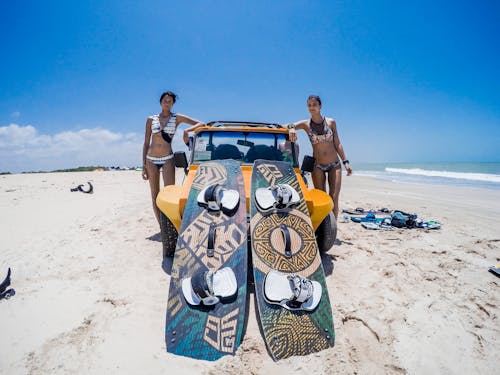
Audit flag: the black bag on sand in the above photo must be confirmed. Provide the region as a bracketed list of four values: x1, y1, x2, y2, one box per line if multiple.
[391, 211, 418, 228]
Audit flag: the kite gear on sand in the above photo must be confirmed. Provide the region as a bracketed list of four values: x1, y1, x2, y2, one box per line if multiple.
[70, 182, 93, 194]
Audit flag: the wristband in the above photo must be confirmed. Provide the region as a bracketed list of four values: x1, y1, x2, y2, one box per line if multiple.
[287, 123, 296, 130]
[342, 160, 349, 165]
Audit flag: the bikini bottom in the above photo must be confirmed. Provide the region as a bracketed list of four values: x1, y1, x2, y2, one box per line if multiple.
[314, 160, 341, 172]
[146, 154, 174, 169]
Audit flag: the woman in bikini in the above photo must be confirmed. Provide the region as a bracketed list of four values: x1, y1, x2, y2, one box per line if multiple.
[288, 95, 352, 220]
[142, 91, 205, 225]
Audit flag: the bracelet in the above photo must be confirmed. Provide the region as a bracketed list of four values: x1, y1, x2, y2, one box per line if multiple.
[342, 160, 349, 165]
[287, 123, 296, 130]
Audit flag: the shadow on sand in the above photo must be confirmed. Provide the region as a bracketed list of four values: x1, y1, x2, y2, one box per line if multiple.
[319, 237, 354, 276]
[146, 232, 162, 242]
[320, 252, 335, 276]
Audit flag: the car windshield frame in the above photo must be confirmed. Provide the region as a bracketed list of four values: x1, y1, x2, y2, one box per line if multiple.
[191, 131, 299, 167]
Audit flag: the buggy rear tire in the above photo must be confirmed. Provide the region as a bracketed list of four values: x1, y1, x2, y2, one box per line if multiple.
[160, 211, 178, 258]
[316, 212, 337, 253]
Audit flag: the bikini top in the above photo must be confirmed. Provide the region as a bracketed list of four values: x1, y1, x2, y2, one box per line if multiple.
[308, 117, 334, 145]
[150, 113, 177, 143]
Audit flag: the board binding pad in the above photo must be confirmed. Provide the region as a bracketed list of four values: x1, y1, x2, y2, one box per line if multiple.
[250, 159, 335, 361]
[165, 159, 248, 360]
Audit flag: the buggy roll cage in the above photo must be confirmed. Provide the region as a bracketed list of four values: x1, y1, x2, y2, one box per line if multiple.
[207, 121, 284, 129]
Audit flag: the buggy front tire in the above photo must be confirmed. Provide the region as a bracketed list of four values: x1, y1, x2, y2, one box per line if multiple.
[316, 212, 337, 253]
[160, 211, 178, 258]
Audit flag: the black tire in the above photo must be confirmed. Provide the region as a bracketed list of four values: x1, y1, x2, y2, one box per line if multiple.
[316, 212, 337, 253]
[159, 211, 178, 258]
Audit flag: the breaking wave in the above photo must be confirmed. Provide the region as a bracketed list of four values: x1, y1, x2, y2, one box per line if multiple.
[385, 168, 500, 183]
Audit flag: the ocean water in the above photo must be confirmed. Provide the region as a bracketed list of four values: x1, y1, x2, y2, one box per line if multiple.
[353, 162, 500, 190]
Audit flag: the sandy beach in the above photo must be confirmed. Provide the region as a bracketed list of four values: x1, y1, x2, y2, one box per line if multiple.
[0, 169, 498, 374]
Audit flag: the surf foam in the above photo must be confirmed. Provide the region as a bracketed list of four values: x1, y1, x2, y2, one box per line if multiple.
[385, 168, 500, 183]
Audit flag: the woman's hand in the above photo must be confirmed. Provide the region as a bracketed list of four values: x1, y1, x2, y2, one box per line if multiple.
[142, 166, 148, 180]
[288, 128, 297, 143]
[344, 162, 352, 176]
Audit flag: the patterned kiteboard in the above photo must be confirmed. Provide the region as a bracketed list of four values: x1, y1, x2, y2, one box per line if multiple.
[250, 159, 335, 361]
[165, 159, 248, 360]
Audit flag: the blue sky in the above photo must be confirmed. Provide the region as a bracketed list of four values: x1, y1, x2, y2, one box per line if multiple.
[1, 0, 499, 172]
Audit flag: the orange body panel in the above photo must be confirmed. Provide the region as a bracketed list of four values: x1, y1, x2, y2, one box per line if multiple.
[193, 126, 289, 135]
[178, 163, 332, 230]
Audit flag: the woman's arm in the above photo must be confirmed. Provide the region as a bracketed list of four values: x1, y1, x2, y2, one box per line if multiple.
[176, 113, 203, 127]
[182, 121, 207, 144]
[330, 119, 352, 175]
[142, 118, 152, 180]
[287, 119, 308, 143]
[175, 114, 206, 143]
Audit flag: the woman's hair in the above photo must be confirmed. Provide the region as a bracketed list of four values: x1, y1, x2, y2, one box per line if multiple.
[160, 91, 177, 104]
[307, 95, 322, 105]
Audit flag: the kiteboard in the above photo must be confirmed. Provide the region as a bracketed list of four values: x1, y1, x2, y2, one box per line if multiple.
[250, 159, 335, 361]
[165, 159, 248, 360]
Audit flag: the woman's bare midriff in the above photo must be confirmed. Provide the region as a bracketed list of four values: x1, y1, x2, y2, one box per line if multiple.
[312, 142, 339, 165]
[147, 133, 173, 157]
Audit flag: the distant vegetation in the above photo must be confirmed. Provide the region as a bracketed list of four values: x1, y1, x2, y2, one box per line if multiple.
[51, 166, 105, 172]
[5, 166, 138, 174]
[17, 166, 106, 174]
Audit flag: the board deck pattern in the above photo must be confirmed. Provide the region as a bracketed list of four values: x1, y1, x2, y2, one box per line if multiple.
[165, 160, 247, 360]
[250, 160, 335, 360]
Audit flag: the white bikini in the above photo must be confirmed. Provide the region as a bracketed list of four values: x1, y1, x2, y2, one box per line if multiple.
[146, 113, 177, 169]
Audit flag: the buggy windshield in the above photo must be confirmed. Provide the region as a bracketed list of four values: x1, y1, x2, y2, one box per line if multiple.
[192, 131, 298, 166]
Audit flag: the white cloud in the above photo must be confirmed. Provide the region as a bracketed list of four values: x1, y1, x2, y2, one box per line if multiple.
[0, 124, 144, 173]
